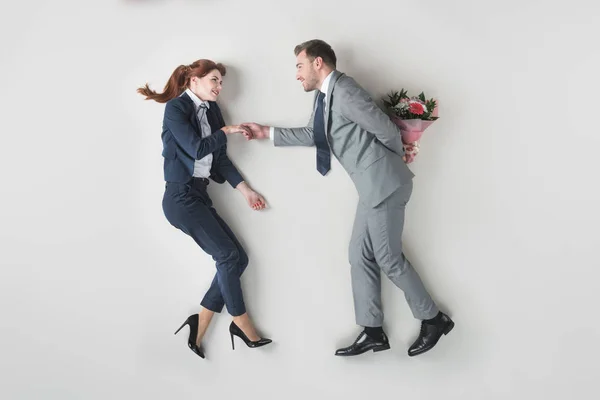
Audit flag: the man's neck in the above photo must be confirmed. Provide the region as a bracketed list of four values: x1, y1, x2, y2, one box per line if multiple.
[318, 69, 334, 92]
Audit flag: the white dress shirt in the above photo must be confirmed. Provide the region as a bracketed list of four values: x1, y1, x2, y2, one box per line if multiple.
[185, 88, 213, 178]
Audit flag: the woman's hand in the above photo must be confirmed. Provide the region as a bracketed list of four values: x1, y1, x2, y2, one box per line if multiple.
[236, 182, 267, 211]
[223, 125, 252, 140]
[245, 190, 267, 211]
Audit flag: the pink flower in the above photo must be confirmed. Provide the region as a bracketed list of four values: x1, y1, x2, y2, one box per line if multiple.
[409, 102, 425, 115]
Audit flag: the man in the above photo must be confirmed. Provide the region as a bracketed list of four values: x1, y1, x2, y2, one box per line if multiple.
[243, 40, 454, 357]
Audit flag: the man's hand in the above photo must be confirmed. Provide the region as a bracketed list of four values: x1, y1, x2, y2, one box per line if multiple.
[241, 122, 270, 139]
[402, 142, 419, 163]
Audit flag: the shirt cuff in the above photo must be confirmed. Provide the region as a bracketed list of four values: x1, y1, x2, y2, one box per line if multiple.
[269, 126, 274, 140]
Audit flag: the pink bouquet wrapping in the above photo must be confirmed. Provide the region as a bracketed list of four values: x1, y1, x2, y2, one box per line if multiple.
[383, 89, 438, 163]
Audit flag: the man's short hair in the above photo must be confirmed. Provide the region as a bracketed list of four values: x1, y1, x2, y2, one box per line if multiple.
[294, 39, 337, 69]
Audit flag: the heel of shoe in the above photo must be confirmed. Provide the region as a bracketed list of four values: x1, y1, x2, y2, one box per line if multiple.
[174, 319, 188, 335]
[175, 315, 204, 359]
[373, 344, 391, 353]
[229, 321, 271, 349]
[443, 320, 455, 335]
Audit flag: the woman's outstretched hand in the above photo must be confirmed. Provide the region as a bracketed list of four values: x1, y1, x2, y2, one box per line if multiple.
[223, 125, 253, 140]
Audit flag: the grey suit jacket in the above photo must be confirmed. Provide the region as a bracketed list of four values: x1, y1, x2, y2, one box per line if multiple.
[274, 70, 414, 208]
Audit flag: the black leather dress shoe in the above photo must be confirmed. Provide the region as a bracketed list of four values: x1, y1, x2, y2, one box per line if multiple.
[335, 330, 390, 356]
[408, 312, 454, 357]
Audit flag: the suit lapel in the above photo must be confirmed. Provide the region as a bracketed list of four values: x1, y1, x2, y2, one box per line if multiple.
[325, 70, 342, 136]
[206, 105, 220, 162]
[181, 92, 201, 134]
[206, 104, 218, 132]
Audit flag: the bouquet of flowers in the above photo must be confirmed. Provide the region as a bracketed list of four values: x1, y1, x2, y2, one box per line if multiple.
[383, 89, 438, 163]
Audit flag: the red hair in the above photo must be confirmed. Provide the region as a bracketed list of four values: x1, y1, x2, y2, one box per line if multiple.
[137, 59, 226, 103]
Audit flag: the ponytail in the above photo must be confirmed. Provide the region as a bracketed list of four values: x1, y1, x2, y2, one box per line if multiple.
[137, 64, 190, 103]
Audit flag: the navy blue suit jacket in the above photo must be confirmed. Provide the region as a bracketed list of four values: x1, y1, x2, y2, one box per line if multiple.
[161, 92, 243, 187]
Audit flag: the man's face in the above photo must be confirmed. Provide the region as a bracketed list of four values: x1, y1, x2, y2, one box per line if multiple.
[295, 50, 319, 92]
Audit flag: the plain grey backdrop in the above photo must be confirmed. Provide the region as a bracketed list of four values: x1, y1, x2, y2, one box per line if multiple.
[1, 0, 599, 398]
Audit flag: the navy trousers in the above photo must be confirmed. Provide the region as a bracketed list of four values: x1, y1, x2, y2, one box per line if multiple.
[162, 177, 248, 316]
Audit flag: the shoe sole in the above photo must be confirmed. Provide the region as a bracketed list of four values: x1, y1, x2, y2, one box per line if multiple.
[335, 344, 390, 356]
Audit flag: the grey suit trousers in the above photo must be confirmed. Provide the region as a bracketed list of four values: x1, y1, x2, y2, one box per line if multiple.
[349, 181, 439, 326]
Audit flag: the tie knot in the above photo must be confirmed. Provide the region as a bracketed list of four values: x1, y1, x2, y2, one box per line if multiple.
[318, 91, 325, 102]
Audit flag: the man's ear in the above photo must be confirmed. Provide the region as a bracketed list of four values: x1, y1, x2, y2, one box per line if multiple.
[314, 56, 323, 69]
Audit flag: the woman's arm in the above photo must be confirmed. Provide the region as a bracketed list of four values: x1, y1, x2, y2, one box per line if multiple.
[163, 100, 227, 160]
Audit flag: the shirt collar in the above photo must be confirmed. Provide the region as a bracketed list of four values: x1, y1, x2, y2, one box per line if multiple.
[185, 88, 210, 110]
[319, 70, 335, 98]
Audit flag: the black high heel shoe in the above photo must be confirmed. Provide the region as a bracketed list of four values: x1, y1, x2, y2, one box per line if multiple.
[174, 314, 205, 359]
[229, 321, 272, 350]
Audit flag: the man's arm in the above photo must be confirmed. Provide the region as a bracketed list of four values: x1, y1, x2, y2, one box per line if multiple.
[338, 78, 405, 156]
[243, 95, 317, 146]
[272, 107, 315, 147]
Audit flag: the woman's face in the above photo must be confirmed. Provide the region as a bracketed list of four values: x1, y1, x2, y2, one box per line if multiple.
[190, 69, 223, 102]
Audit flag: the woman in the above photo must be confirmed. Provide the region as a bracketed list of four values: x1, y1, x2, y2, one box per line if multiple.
[137, 59, 272, 359]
